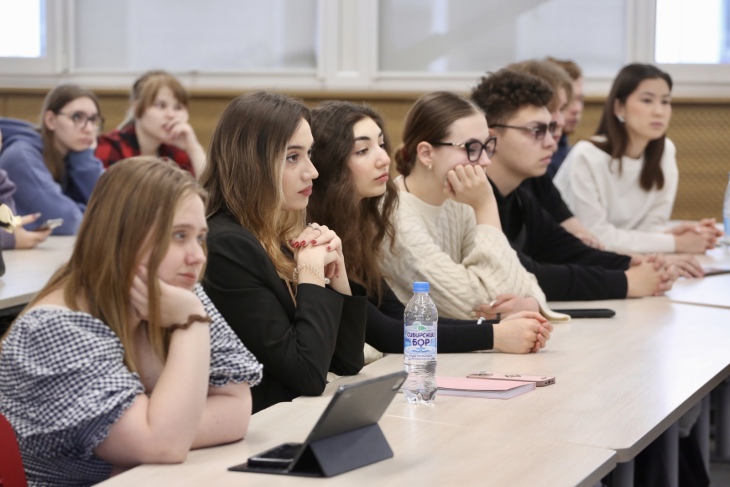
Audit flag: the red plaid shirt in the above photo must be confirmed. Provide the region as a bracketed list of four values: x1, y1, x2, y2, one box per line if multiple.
[95, 122, 195, 175]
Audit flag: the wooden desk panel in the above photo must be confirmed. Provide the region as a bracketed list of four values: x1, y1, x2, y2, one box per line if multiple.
[97, 401, 616, 487]
[666, 247, 730, 308]
[305, 300, 730, 462]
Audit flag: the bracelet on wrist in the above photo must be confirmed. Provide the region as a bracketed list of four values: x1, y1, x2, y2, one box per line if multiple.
[169, 313, 213, 332]
[293, 264, 331, 286]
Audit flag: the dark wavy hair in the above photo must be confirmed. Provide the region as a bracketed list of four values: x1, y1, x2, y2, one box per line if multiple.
[593, 63, 673, 191]
[507, 60, 573, 113]
[308, 101, 397, 301]
[471, 68, 553, 126]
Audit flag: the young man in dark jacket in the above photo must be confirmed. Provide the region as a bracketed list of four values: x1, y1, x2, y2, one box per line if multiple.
[470, 68, 675, 301]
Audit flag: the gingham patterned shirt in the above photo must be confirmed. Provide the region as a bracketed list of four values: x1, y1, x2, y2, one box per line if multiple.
[0, 284, 262, 487]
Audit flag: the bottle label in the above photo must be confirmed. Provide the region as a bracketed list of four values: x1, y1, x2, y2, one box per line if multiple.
[404, 321, 437, 360]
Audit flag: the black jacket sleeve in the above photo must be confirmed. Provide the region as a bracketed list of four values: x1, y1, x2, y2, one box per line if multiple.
[203, 214, 366, 412]
[521, 174, 573, 224]
[515, 189, 631, 301]
[357, 281, 494, 353]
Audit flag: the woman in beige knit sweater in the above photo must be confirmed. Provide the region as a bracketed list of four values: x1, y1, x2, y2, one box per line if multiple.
[383, 91, 566, 323]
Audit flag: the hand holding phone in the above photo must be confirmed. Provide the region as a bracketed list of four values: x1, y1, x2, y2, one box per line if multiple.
[36, 218, 63, 231]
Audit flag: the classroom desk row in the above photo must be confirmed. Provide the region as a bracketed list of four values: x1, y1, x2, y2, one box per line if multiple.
[4, 238, 730, 486]
[0, 236, 75, 310]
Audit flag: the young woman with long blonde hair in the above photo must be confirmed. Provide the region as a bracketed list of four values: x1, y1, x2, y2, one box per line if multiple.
[0, 157, 261, 486]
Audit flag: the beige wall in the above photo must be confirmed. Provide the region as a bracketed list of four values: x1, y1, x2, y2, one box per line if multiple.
[2, 88, 729, 221]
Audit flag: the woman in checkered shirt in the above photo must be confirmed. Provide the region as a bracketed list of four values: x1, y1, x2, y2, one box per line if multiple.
[0, 157, 262, 487]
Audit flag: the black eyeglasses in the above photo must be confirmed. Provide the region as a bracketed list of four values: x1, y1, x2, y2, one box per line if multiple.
[431, 137, 497, 162]
[491, 121, 558, 140]
[58, 111, 105, 131]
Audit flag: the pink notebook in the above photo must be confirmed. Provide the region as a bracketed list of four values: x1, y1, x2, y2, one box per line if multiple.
[436, 376, 535, 399]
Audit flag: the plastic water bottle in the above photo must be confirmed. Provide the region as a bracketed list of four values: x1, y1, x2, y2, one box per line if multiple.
[722, 173, 730, 246]
[403, 281, 437, 404]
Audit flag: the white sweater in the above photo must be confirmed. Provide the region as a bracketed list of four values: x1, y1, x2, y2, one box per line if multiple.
[381, 189, 558, 321]
[554, 138, 678, 254]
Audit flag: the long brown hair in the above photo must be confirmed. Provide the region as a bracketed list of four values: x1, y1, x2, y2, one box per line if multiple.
[201, 91, 310, 282]
[395, 91, 484, 176]
[2, 157, 206, 372]
[594, 63, 673, 191]
[39, 84, 102, 182]
[308, 101, 398, 301]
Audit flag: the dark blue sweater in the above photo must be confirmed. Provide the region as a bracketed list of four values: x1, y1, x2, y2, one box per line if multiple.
[0, 118, 103, 235]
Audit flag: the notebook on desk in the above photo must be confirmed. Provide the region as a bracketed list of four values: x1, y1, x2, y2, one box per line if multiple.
[436, 376, 535, 399]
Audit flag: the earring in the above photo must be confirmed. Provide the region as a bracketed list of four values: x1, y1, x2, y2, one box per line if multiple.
[616, 115, 625, 123]
[427, 164, 433, 170]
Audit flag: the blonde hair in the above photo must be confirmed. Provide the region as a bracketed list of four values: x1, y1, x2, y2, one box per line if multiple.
[39, 84, 102, 182]
[4, 157, 206, 371]
[201, 91, 310, 282]
[508, 60, 573, 112]
[121, 70, 189, 127]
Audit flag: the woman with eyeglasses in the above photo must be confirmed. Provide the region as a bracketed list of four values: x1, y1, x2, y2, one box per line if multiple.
[0, 84, 104, 235]
[96, 70, 206, 177]
[308, 100, 553, 354]
[383, 91, 561, 330]
[554, 64, 721, 277]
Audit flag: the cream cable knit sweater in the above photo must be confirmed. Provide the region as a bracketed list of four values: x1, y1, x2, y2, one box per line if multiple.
[382, 188, 564, 321]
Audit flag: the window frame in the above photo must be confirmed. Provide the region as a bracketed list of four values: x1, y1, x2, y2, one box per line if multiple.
[0, 0, 727, 98]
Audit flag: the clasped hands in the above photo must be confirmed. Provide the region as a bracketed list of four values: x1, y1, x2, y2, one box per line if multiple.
[289, 224, 350, 293]
[473, 296, 552, 354]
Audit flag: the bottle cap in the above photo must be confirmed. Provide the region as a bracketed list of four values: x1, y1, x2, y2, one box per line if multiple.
[412, 281, 430, 292]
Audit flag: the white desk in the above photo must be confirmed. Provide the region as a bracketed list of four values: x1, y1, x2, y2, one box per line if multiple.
[97, 401, 616, 487]
[0, 236, 75, 310]
[307, 299, 730, 463]
[666, 247, 730, 309]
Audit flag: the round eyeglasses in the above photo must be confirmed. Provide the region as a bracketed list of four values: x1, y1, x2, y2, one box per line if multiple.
[58, 111, 105, 131]
[430, 137, 497, 162]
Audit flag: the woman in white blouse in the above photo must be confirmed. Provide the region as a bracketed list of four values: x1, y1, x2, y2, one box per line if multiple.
[554, 63, 721, 277]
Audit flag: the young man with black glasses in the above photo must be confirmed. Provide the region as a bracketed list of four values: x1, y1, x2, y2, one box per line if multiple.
[470, 68, 676, 301]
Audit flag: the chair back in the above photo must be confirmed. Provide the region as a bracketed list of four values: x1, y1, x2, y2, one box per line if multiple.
[0, 413, 27, 487]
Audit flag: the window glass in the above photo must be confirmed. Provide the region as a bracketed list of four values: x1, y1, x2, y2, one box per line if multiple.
[378, 0, 626, 77]
[656, 0, 730, 63]
[74, 0, 317, 71]
[0, 0, 44, 58]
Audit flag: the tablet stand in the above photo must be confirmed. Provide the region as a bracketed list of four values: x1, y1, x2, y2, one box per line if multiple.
[233, 423, 393, 478]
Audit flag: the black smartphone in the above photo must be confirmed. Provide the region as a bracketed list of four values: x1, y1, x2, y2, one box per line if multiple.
[246, 442, 301, 469]
[553, 308, 615, 319]
[703, 266, 730, 277]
